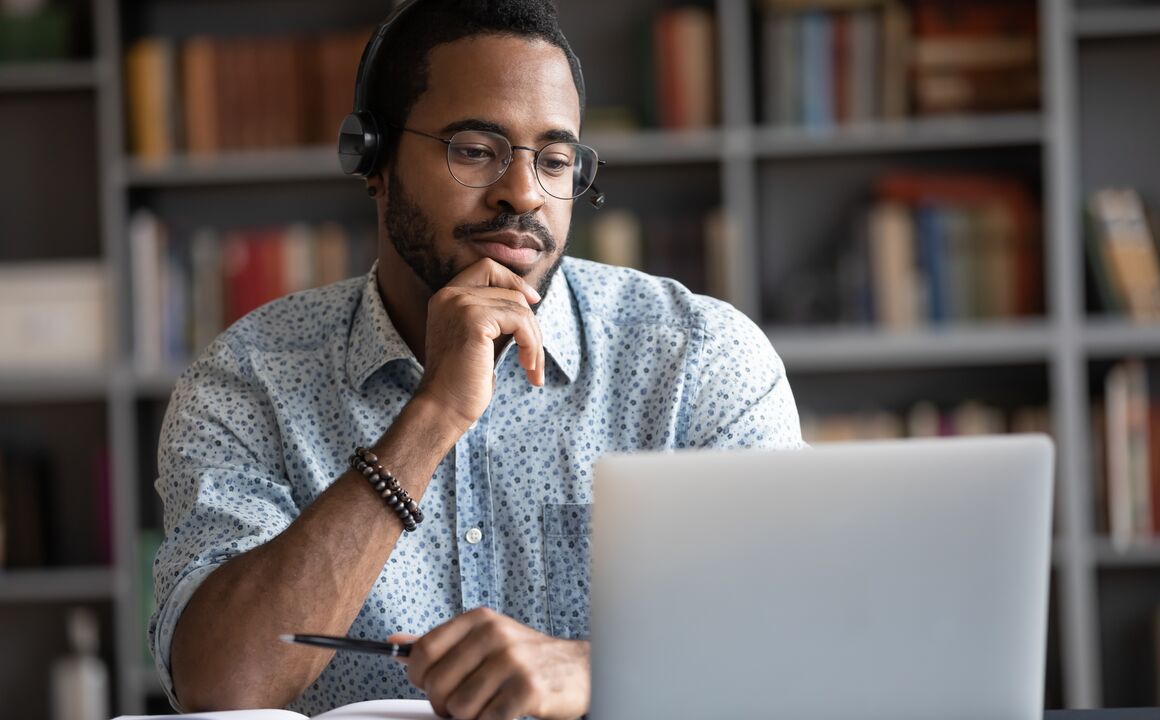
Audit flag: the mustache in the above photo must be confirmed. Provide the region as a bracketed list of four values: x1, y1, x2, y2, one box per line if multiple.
[453, 212, 557, 253]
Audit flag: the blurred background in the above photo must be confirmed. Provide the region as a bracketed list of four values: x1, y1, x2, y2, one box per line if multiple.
[1, 0, 1159, 716]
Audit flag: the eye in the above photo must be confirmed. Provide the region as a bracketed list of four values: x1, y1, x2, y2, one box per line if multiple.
[450, 143, 498, 163]
[537, 153, 573, 176]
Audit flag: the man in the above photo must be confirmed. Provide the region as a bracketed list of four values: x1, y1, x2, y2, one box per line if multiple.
[150, 1, 804, 718]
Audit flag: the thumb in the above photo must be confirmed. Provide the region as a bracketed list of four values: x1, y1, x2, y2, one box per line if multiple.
[387, 633, 420, 663]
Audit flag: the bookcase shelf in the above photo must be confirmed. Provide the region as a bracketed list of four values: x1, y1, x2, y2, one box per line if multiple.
[131, 366, 186, 399]
[769, 323, 1055, 372]
[1074, 6, 1160, 38]
[125, 146, 347, 187]
[0, 568, 116, 603]
[1082, 321, 1160, 357]
[1093, 538, 1160, 568]
[124, 129, 729, 189]
[753, 112, 1045, 159]
[585, 128, 724, 164]
[0, 370, 111, 402]
[0, 61, 101, 93]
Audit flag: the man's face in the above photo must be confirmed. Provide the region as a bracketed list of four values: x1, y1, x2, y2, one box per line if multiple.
[382, 34, 582, 298]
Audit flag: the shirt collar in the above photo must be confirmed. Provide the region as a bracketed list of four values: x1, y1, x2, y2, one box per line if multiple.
[347, 262, 417, 390]
[536, 260, 581, 384]
[346, 259, 583, 391]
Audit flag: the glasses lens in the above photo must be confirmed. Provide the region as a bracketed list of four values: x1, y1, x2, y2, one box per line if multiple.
[446, 131, 510, 188]
[536, 143, 598, 199]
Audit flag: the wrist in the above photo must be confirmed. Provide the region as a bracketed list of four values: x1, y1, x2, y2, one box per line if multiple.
[409, 387, 476, 437]
[403, 391, 472, 445]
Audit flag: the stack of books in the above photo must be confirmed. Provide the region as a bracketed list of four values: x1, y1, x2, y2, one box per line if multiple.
[839, 171, 1042, 329]
[1092, 359, 1160, 550]
[129, 210, 374, 370]
[756, 0, 1039, 128]
[124, 29, 368, 161]
[801, 400, 1050, 443]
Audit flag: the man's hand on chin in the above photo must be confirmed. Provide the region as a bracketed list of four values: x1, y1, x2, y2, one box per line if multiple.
[390, 607, 590, 720]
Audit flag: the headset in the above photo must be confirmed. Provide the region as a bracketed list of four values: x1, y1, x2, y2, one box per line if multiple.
[337, 0, 606, 209]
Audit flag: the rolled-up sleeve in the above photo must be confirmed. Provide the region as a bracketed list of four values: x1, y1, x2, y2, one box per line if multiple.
[681, 301, 807, 451]
[148, 337, 299, 707]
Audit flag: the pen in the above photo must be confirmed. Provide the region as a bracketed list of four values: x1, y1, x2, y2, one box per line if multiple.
[279, 633, 412, 657]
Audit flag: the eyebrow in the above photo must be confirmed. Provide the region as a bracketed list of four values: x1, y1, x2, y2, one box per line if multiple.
[439, 118, 579, 145]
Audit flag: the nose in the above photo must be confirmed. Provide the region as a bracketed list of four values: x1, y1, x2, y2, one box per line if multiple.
[485, 148, 545, 216]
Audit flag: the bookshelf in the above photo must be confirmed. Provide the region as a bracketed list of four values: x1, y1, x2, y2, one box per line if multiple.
[4, 0, 1160, 714]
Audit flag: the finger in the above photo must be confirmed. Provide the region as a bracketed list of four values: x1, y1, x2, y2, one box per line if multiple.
[448, 258, 541, 305]
[478, 678, 532, 720]
[511, 312, 543, 386]
[405, 610, 491, 690]
[443, 655, 513, 720]
[423, 623, 513, 716]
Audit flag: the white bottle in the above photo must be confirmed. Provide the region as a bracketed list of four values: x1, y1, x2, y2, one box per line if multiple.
[50, 607, 109, 720]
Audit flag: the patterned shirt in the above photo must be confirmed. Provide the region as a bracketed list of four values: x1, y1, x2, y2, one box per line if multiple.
[150, 257, 805, 715]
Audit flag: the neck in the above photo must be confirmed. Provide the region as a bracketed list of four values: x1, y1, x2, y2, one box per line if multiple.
[376, 248, 432, 366]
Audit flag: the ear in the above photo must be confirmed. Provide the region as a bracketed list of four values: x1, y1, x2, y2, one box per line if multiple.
[366, 171, 386, 198]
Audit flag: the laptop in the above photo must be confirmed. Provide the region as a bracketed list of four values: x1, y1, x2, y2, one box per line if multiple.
[589, 434, 1054, 720]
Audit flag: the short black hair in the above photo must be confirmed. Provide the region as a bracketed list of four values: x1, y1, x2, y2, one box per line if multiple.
[366, 0, 585, 172]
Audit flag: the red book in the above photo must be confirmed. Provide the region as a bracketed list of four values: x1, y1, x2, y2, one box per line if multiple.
[223, 228, 286, 325]
[653, 10, 682, 129]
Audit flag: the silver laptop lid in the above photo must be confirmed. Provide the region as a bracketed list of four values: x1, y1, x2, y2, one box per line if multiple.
[590, 435, 1054, 720]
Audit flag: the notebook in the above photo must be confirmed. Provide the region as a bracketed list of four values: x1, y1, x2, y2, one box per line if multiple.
[589, 434, 1055, 720]
[114, 698, 437, 720]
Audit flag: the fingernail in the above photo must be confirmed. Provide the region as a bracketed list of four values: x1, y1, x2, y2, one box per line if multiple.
[527, 284, 542, 302]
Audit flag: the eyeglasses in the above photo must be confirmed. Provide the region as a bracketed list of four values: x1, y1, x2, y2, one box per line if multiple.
[396, 126, 604, 201]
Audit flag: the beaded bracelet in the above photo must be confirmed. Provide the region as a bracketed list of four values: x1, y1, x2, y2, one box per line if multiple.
[350, 447, 424, 532]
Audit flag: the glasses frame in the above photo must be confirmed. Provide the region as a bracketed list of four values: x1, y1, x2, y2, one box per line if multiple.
[394, 125, 605, 201]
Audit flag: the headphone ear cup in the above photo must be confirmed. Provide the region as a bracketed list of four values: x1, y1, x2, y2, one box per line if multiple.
[338, 110, 383, 177]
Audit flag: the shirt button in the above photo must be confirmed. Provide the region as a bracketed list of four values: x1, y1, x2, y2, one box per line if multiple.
[465, 527, 483, 544]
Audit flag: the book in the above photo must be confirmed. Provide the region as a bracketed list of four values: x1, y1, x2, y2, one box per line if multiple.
[589, 209, 643, 271]
[182, 36, 220, 154]
[879, 0, 911, 119]
[125, 37, 177, 163]
[130, 209, 165, 370]
[0, 261, 109, 371]
[866, 200, 919, 330]
[910, 0, 1039, 115]
[800, 10, 833, 129]
[114, 698, 438, 720]
[652, 7, 716, 129]
[1088, 188, 1160, 322]
[1105, 359, 1153, 550]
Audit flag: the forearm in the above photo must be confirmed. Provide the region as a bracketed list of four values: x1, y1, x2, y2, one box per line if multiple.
[170, 394, 462, 711]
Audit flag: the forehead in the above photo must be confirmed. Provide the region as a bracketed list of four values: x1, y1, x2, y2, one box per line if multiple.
[409, 34, 581, 137]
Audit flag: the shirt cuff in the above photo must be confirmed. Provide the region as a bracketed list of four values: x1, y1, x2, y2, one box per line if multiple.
[151, 563, 224, 712]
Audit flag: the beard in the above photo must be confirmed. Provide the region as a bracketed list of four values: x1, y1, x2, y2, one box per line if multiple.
[384, 168, 568, 303]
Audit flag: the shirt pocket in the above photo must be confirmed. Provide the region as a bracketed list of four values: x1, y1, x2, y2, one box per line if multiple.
[542, 502, 593, 640]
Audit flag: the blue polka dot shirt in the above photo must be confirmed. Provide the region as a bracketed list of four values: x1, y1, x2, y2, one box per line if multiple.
[149, 257, 805, 715]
